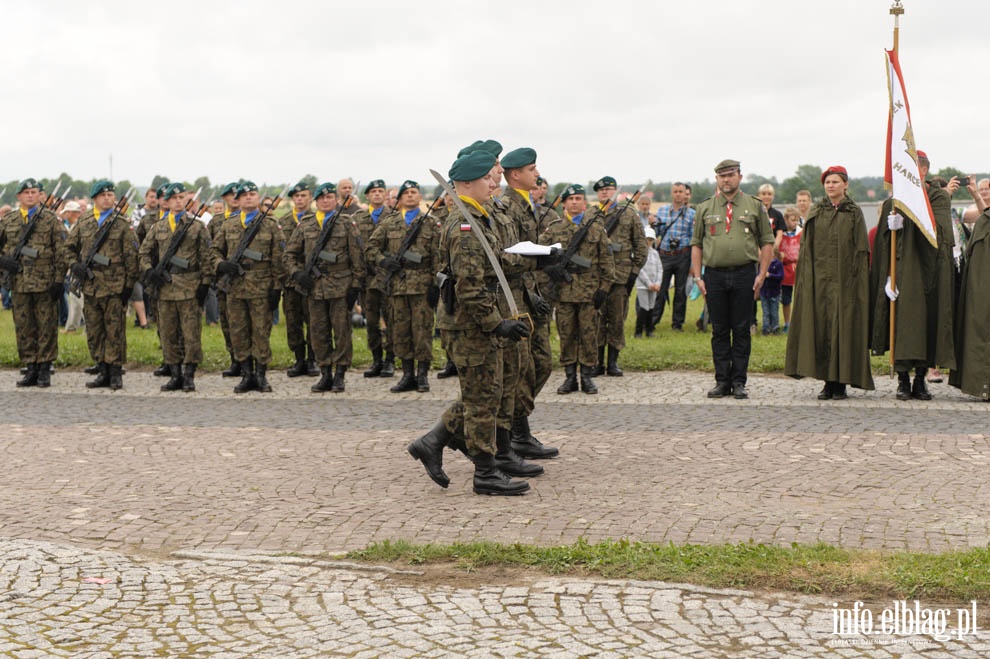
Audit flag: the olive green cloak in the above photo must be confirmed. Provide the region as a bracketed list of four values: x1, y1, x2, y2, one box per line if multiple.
[948, 211, 990, 400]
[784, 195, 874, 389]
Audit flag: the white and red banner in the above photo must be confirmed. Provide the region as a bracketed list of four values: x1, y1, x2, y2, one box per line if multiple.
[884, 48, 937, 247]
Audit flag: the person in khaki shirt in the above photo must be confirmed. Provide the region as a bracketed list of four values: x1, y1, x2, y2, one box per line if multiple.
[690, 159, 773, 400]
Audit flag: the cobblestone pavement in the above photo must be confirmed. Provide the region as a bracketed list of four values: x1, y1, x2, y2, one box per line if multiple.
[0, 368, 988, 656]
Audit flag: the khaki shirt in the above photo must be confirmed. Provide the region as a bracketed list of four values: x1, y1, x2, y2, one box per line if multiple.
[690, 193, 773, 267]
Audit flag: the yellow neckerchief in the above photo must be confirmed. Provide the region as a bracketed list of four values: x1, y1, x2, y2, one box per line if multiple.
[513, 188, 534, 211]
[458, 195, 488, 218]
[316, 209, 335, 228]
[166, 211, 177, 233]
[597, 200, 614, 213]
[225, 207, 236, 219]
[240, 209, 261, 228]
[19, 206, 37, 223]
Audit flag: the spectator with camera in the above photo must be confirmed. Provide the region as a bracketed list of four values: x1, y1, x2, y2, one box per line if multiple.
[652, 182, 695, 332]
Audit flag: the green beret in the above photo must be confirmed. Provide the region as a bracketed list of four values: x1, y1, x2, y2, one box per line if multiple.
[235, 181, 258, 198]
[314, 182, 337, 198]
[714, 159, 741, 174]
[155, 183, 170, 198]
[364, 179, 386, 194]
[536, 176, 547, 186]
[16, 178, 40, 194]
[288, 181, 310, 196]
[397, 180, 419, 197]
[90, 179, 115, 198]
[219, 182, 239, 197]
[162, 182, 186, 200]
[479, 139, 502, 158]
[501, 147, 537, 169]
[561, 184, 585, 200]
[449, 151, 497, 182]
[593, 176, 617, 191]
[457, 140, 485, 158]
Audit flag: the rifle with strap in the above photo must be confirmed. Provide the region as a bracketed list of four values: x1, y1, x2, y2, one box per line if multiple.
[295, 194, 349, 298]
[1, 182, 65, 287]
[601, 187, 645, 237]
[67, 188, 137, 295]
[535, 191, 563, 229]
[382, 193, 445, 292]
[216, 185, 289, 293]
[143, 188, 204, 297]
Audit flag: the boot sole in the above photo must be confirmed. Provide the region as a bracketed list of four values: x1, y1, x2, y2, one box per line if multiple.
[473, 484, 530, 496]
[407, 443, 450, 488]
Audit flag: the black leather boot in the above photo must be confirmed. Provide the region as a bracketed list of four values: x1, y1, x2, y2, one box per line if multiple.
[472, 452, 530, 496]
[153, 361, 170, 377]
[390, 359, 417, 393]
[896, 371, 912, 400]
[286, 346, 308, 378]
[311, 365, 333, 392]
[817, 381, 834, 400]
[36, 362, 51, 388]
[510, 416, 559, 459]
[416, 361, 430, 393]
[86, 363, 110, 388]
[380, 351, 396, 377]
[182, 363, 196, 392]
[84, 363, 101, 375]
[160, 364, 183, 391]
[305, 344, 319, 376]
[436, 357, 458, 379]
[591, 347, 605, 376]
[606, 346, 623, 376]
[16, 363, 39, 387]
[580, 364, 599, 394]
[831, 382, 847, 400]
[255, 362, 272, 393]
[557, 364, 579, 394]
[234, 359, 255, 393]
[912, 368, 932, 400]
[406, 420, 454, 488]
[109, 364, 123, 391]
[222, 352, 241, 378]
[494, 427, 543, 477]
[363, 348, 383, 378]
[331, 365, 346, 392]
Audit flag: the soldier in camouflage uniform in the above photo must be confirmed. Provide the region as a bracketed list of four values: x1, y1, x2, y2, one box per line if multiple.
[65, 180, 140, 390]
[210, 182, 242, 378]
[135, 183, 168, 376]
[405, 150, 532, 496]
[0, 178, 68, 387]
[367, 180, 440, 394]
[351, 179, 395, 378]
[213, 181, 286, 394]
[284, 182, 365, 393]
[139, 183, 216, 392]
[281, 181, 319, 378]
[589, 176, 647, 377]
[539, 184, 615, 394]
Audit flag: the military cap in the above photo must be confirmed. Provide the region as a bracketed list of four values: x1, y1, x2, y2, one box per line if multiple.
[235, 181, 258, 198]
[457, 140, 485, 158]
[155, 183, 170, 198]
[313, 182, 337, 198]
[397, 180, 419, 197]
[916, 150, 930, 164]
[536, 176, 547, 186]
[714, 159, 741, 174]
[288, 181, 310, 196]
[820, 165, 848, 184]
[478, 139, 502, 158]
[449, 151, 497, 182]
[593, 176, 617, 191]
[561, 184, 586, 200]
[162, 182, 186, 200]
[219, 182, 239, 197]
[16, 178, 40, 194]
[364, 179, 386, 194]
[90, 179, 115, 198]
[501, 147, 537, 169]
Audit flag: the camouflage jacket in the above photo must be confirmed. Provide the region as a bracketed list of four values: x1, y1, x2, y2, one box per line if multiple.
[212, 212, 286, 299]
[435, 203, 503, 333]
[134, 208, 163, 246]
[280, 210, 312, 292]
[366, 208, 442, 296]
[138, 214, 216, 301]
[539, 213, 615, 304]
[587, 200, 648, 282]
[489, 197, 532, 318]
[283, 211, 365, 300]
[0, 207, 68, 293]
[65, 210, 140, 298]
[352, 206, 389, 291]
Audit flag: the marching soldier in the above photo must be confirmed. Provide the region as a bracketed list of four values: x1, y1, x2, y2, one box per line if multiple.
[367, 180, 440, 393]
[138, 183, 216, 392]
[0, 178, 68, 387]
[351, 179, 395, 378]
[283, 182, 365, 393]
[213, 181, 286, 393]
[589, 176, 647, 377]
[282, 181, 319, 378]
[65, 180, 140, 390]
[539, 184, 615, 394]
[211, 181, 242, 378]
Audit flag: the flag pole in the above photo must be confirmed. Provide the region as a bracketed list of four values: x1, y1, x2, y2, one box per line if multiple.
[888, 0, 904, 375]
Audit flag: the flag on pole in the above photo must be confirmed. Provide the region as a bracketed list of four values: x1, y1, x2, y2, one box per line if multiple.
[884, 48, 937, 247]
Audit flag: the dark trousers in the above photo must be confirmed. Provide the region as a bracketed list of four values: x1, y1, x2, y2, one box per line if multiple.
[703, 264, 756, 387]
[652, 249, 691, 329]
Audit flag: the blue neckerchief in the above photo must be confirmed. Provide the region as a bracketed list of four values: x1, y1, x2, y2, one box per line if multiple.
[403, 209, 419, 226]
[296, 211, 306, 222]
[26, 206, 39, 219]
[98, 209, 113, 227]
[243, 210, 259, 225]
[571, 212, 584, 226]
[174, 211, 184, 223]
[371, 206, 384, 224]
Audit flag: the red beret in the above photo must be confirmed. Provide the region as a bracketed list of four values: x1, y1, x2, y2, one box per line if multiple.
[821, 165, 848, 185]
[916, 150, 929, 163]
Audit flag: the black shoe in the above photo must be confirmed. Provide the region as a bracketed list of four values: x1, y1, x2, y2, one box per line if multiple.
[606, 347, 623, 377]
[557, 364, 578, 395]
[160, 364, 183, 391]
[286, 346, 308, 377]
[36, 362, 51, 388]
[390, 359, 417, 393]
[16, 363, 39, 387]
[707, 382, 732, 398]
[436, 359, 458, 379]
[416, 361, 430, 393]
[896, 372, 912, 401]
[732, 384, 748, 399]
[330, 366, 346, 393]
[255, 363, 272, 393]
[222, 354, 242, 378]
[86, 363, 110, 389]
[109, 365, 123, 391]
[510, 416, 559, 459]
[380, 352, 396, 378]
[363, 347, 384, 378]
[672, 325, 683, 332]
[305, 359, 320, 377]
[406, 421, 453, 488]
[153, 362, 171, 377]
[580, 365, 599, 395]
[591, 347, 605, 377]
[912, 373, 933, 400]
[472, 453, 530, 496]
[311, 365, 333, 392]
[234, 360, 255, 393]
[83, 364, 101, 375]
[494, 427, 543, 477]
[831, 383, 847, 400]
[182, 363, 196, 392]
[817, 381, 834, 400]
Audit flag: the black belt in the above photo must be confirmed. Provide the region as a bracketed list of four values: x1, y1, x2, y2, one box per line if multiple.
[659, 247, 690, 256]
[707, 263, 755, 273]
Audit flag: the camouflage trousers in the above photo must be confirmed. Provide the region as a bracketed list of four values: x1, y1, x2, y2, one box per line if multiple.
[308, 296, 352, 368]
[363, 288, 390, 355]
[84, 295, 128, 366]
[282, 286, 310, 351]
[217, 290, 233, 353]
[515, 320, 552, 418]
[497, 341, 522, 428]
[557, 301, 599, 366]
[596, 283, 630, 350]
[388, 293, 433, 362]
[226, 296, 273, 365]
[158, 298, 203, 365]
[11, 291, 59, 363]
[440, 329, 502, 456]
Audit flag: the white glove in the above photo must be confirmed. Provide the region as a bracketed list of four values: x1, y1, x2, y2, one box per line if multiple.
[887, 213, 904, 231]
[884, 276, 899, 301]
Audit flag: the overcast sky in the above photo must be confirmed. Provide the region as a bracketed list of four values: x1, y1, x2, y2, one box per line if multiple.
[2, 0, 980, 190]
